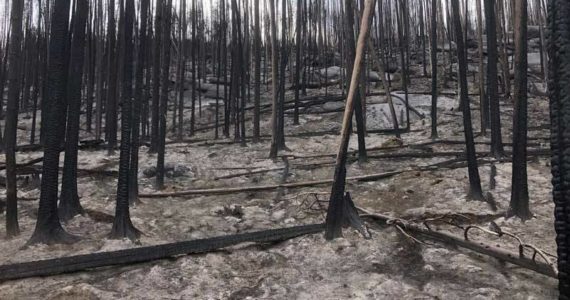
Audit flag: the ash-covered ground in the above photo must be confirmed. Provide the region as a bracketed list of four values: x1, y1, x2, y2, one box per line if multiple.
[0, 53, 558, 299]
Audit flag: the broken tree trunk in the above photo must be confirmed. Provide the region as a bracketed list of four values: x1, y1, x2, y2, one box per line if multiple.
[325, 0, 376, 240]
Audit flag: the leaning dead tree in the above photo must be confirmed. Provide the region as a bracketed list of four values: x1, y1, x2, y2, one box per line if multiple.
[325, 0, 376, 240]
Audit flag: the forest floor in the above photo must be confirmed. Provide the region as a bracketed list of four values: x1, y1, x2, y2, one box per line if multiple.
[0, 56, 559, 299]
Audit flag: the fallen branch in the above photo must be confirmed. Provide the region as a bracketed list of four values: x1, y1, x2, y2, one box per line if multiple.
[139, 170, 404, 198]
[0, 224, 325, 282]
[359, 207, 557, 278]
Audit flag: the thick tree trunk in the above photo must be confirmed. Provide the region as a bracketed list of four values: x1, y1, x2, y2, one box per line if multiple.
[547, 0, 570, 296]
[476, 0, 488, 135]
[5, 0, 25, 237]
[253, 0, 261, 142]
[59, 0, 89, 222]
[509, 0, 531, 220]
[268, 0, 280, 159]
[28, 0, 78, 245]
[110, 0, 141, 241]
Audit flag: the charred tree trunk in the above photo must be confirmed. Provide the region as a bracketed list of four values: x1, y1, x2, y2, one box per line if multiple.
[105, 0, 118, 154]
[325, 0, 375, 240]
[150, 0, 163, 153]
[253, 0, 261, 142]
[268, 0, 280, 159]
[156, 0, 172, 190]
[484, 0, 505, 158]
[129, 0, 150, 206]
[476, 0, 488, 135]
[548, 0, 570, 296]
[4, 0, 25, 237]
[110, 0, 141, 241]
[430, 0, 438, 139]
[59, 0, 89, 222]
[509, 0, 532, 220]
[451, 0, 484, 201]
[28, 0, 78, 245]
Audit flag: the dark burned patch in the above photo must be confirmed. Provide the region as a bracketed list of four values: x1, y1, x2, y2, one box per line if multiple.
[228, 278, 264, 300]
[366, 234, 431, 289]
[215, 205, 244, 219]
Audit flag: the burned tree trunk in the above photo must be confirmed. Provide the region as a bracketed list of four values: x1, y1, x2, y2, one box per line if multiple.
[476, 0, 488, 135]
[548, 0, 570, 296]
[325, 0, 375, 240]
[484, 0, 505, 158]
[129, 0, 150, 206]
[59, 0, 89, 222]
[4, 0, 25, 237]
[105, 0, 118, 154]
[451, 0, 484, 201]
[268, 0, 280, 159]
[509, 0, 532, 220]
[109, 0, 141, 241]
[253, 0, 261, 142]
[430, 0, 438, 139]
[28, 0, 78, 245]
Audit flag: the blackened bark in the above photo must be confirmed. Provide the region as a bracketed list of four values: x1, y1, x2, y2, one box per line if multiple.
[5, 0, 25, 237]
[28, 0, 79, 245]
[325, 0, 375, 240]
[451, 0, 484, 201]
[484, 0, 505, 158]
[509, 0, 532, 220]
[129, 0, 150, 206]
[59, 0, 89, 222]
[268, 0, 280, 159]
[293, 0, 302, 126]
[110, 0, 140, 241]
[156, 0, 172, 190]
[149, 0, 163, 153]
[430, 0, 438, 139]
[344, 0, 367, 163]
[548, 0, 570, 296]
[253, 0, 261, 142]
[105, 0, 118, 154]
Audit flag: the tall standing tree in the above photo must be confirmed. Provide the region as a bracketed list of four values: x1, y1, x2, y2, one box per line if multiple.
[252, 0, 261, 142]
[28, 0, 79, 245]
[105, 0, 119, 154]
[509, 0, 532, 220]
[548, 0, 570, 296]
[476, 0, 488, 135]
[59, 0, 89, 222]
[156, 0, 172, 190]
[129, 0, 150, 205]
[451, 0, 485, 201]
[268, 0, 280, 159]
[484, 0, 505, 158]
[430, 0, 438, 139]
[4, 0, 25, 237]
[109, 0, 140, 241]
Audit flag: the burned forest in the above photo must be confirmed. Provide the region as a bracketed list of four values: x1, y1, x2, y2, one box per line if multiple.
[0, 0, 569, 298]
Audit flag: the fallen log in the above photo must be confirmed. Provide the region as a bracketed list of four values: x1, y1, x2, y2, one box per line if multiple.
[359, 208, 557, 278]
[0, 224, 325, 282]
[139, 170, 404, 198]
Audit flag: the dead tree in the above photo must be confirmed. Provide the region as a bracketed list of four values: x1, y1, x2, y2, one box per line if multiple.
[105, 0, 118, 154]
[156, 0, 172, 190]
[484, 0, 505, 158]
[451, 0, 484, 201]
[109, 0, 141, 241]
[476, 0, 488, 135]
[4, 0, 25, 237]
[150, 0, 163, 153]
[268, 0, 280, 159]
[547, 0, 570, 296]
[509, 0, 532, 220]
[325, 0, 376, 240]
[344, 0, 368, 163]
[28, 0, 78, 245]
[253, 0, 261, 141]
[129, 0, 150, 206]
[430, 0, 438, 139]
[59, 0, 89, 222]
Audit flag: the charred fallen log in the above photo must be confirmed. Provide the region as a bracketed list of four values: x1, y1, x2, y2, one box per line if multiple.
[0, 224, 325, 282]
